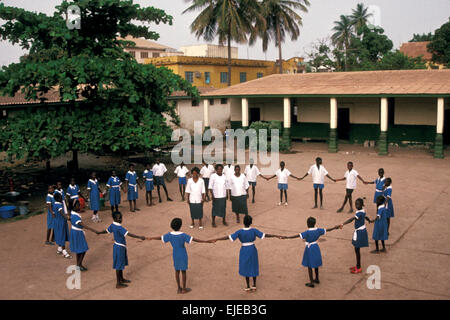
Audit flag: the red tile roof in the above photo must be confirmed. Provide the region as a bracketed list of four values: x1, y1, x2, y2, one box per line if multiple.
[399, 42, 433, 61]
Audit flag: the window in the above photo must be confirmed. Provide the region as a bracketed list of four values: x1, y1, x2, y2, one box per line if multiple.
[240, 72, 247, 83]
[220, 98, 228, 105]
[257, 72, 263, 79]
[205, 72, 211, 84]
[129, 50, 136, 58]
[192, 99, 199, 107]
[185, 72, 194, 83]
[152, 52, 160, 58]
[140, 51, 149, 59]
[220, 72, 228, 84]
[209, 99, 215, 106]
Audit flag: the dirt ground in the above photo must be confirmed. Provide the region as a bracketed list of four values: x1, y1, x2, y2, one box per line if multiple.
[0, 142, 449, 300]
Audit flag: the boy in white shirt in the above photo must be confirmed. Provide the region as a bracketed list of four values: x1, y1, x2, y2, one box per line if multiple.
[244, 158, 262, 203]
[299, 157, 336, 209]
[152, 158, 173, 203]
[174, 162, 190, 201]
[200, 160, 215, 202]
[185, 167, 206, 230]
[208, 164, 228, 227]
[335, 162, 367, 213]
[263, 161, 300, 206]
[228, 165, 249, 223]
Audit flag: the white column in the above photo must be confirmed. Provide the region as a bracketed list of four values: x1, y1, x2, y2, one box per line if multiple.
[380, 97, 388, 132]
[242, 98, 249, 127]
[283, 98, 291, 128]
[437, 97, 444, 134]
[330, 98, 337, 129]
[203, 99, 210, 128]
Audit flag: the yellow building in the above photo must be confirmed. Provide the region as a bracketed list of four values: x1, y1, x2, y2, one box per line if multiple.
[144, 55, 305, 88]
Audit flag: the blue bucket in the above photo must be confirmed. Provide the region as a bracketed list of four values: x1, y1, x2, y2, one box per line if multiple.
[0, 205, 16, 219]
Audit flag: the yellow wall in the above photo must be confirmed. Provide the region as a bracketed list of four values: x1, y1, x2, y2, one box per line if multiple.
[145, 56, 304, 88]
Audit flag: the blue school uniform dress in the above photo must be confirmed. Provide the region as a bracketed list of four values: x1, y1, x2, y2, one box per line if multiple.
[106, 222, 129, 270]
[372, 205, 389, 241]
[69, 211, 89, 254]
[46, 193, 55, 229]
[143, 170, 154, 191]
[384, 186, 394, 218]
[162, 232, 193, 271]
[125, 171, 139, 201]
[53, 201, 69, 246]
[300, 228, 326, 268]
[87, 179, 100, 211]
[373, 177, 386, 203]
[66, 185, 80, 202]
[352, 210, 369, 248]
[106, 176, 122, 206]
[229, 228, 265, 277]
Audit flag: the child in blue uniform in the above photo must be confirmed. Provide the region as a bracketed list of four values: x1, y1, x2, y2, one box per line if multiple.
[69, 200, 99, 271]
[383, 178, 394, 235]
[87, 172, 103, 223]
[174, 162, 190, 201]
[106, 170, 123, 213]
[364, 168, 385, 205]
[45, 185, 55, 245]
[339, 198, 372, 274]
[213, 215, 282, 291]
[143, 163, 154, 206]
[125, 164, 142, 212]
[97, 211, 145, 289]
[66, 178, 83, 211]
[281, 217, 340, 288]
[147, 218, 212, 294]
[52, 193, 71, 259]
[55, 181, 68, 214]
[371, 195, 388, 253]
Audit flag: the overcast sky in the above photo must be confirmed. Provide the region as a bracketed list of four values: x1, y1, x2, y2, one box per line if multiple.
[1, 0, 449, 66]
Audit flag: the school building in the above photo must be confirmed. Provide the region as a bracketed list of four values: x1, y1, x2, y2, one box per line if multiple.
[170, 69, 450, 158]
[145, 55, 306, 89]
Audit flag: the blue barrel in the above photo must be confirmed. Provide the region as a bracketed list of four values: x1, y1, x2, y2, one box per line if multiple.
[0, 205, 16, 219]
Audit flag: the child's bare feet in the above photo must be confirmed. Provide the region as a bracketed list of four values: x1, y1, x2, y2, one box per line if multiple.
[116, 283, 128, 289]
[180, 288, 192, 294]
[336, 208, 343, 213]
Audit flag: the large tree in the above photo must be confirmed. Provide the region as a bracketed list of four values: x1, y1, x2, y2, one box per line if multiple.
[350, 3, 372, 35]
[427, 18, 450, 67]
[331, 15, 353, 71]
[0, 1, 197, 169]
[183, 0, 262, 86]
[253, 0, 310, 74]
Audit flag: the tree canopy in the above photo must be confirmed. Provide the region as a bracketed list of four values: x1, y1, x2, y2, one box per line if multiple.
[427, 18, 450, 67]
[0, 0, 197, 165]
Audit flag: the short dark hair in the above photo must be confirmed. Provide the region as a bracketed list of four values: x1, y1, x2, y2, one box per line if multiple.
[171, 218, 182, 231]
[54, 192, 62, 202]
[129, 163, 135, 168]
[376, 195, 385, 206]
[215, 164, 223, 170]
[355, 198, 364, 207]
[386, 177, 392, 184]
[235, 165, 240, 170]
[307, 216, 316, 228]
[316, 157, 322, 162]
[112, 211, 122, 221]
[244, 215, 252, 227]
[348, 161, 353, 165]
[191, 167, 200, 174]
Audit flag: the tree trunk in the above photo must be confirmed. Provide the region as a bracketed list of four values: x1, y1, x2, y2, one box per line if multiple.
[72, 149, 79, 172]
[46, 159, 51, 173]
[227, 29, 232, 87]
[276, 21, 283, 74]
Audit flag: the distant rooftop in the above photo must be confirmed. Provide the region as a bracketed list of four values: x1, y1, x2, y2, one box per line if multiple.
[399, 41, 433, 61]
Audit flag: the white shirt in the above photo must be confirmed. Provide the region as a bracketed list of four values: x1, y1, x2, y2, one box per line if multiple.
[345, 169, 359, 189]
[174, 165, 189, 178]
[152, 163, 167, 177]
[208, 173, 227, 198]
[200, 164, 215, 178]
[185, 178, 205, 203]
[228, 174, 249, 197]
[244, 165, 261, 182]
[276, 168, 291, 184]
[223, 165, 235, 180]
[308, 164, 329, 184]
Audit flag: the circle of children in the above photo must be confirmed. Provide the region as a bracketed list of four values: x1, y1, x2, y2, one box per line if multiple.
[44, 157, 393, 292]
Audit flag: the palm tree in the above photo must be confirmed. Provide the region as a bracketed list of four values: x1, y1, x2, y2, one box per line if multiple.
[350, 3, 372, 35]
[183, 0, 262, 86]
[252, 0, 310, 74]
[331, 14, 353, 71]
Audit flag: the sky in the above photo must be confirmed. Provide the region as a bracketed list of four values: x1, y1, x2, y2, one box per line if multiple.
[0, 0, 449, 66]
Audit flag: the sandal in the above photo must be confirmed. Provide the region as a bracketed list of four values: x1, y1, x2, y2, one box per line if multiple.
[244, 287, 251, 292]
[189, 225, 194, 229]
[351, 268, 362, 274]
[199, 226, 204, 230]
[63, 252, 72, 259]
[251, 286, 257, 291]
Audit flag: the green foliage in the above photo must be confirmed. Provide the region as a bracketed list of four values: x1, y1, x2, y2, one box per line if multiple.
[409, 32, 434, 42]
[0, 0, 198, 162]
[427, 18, 450, 66]
[279, 136, 291, 152]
